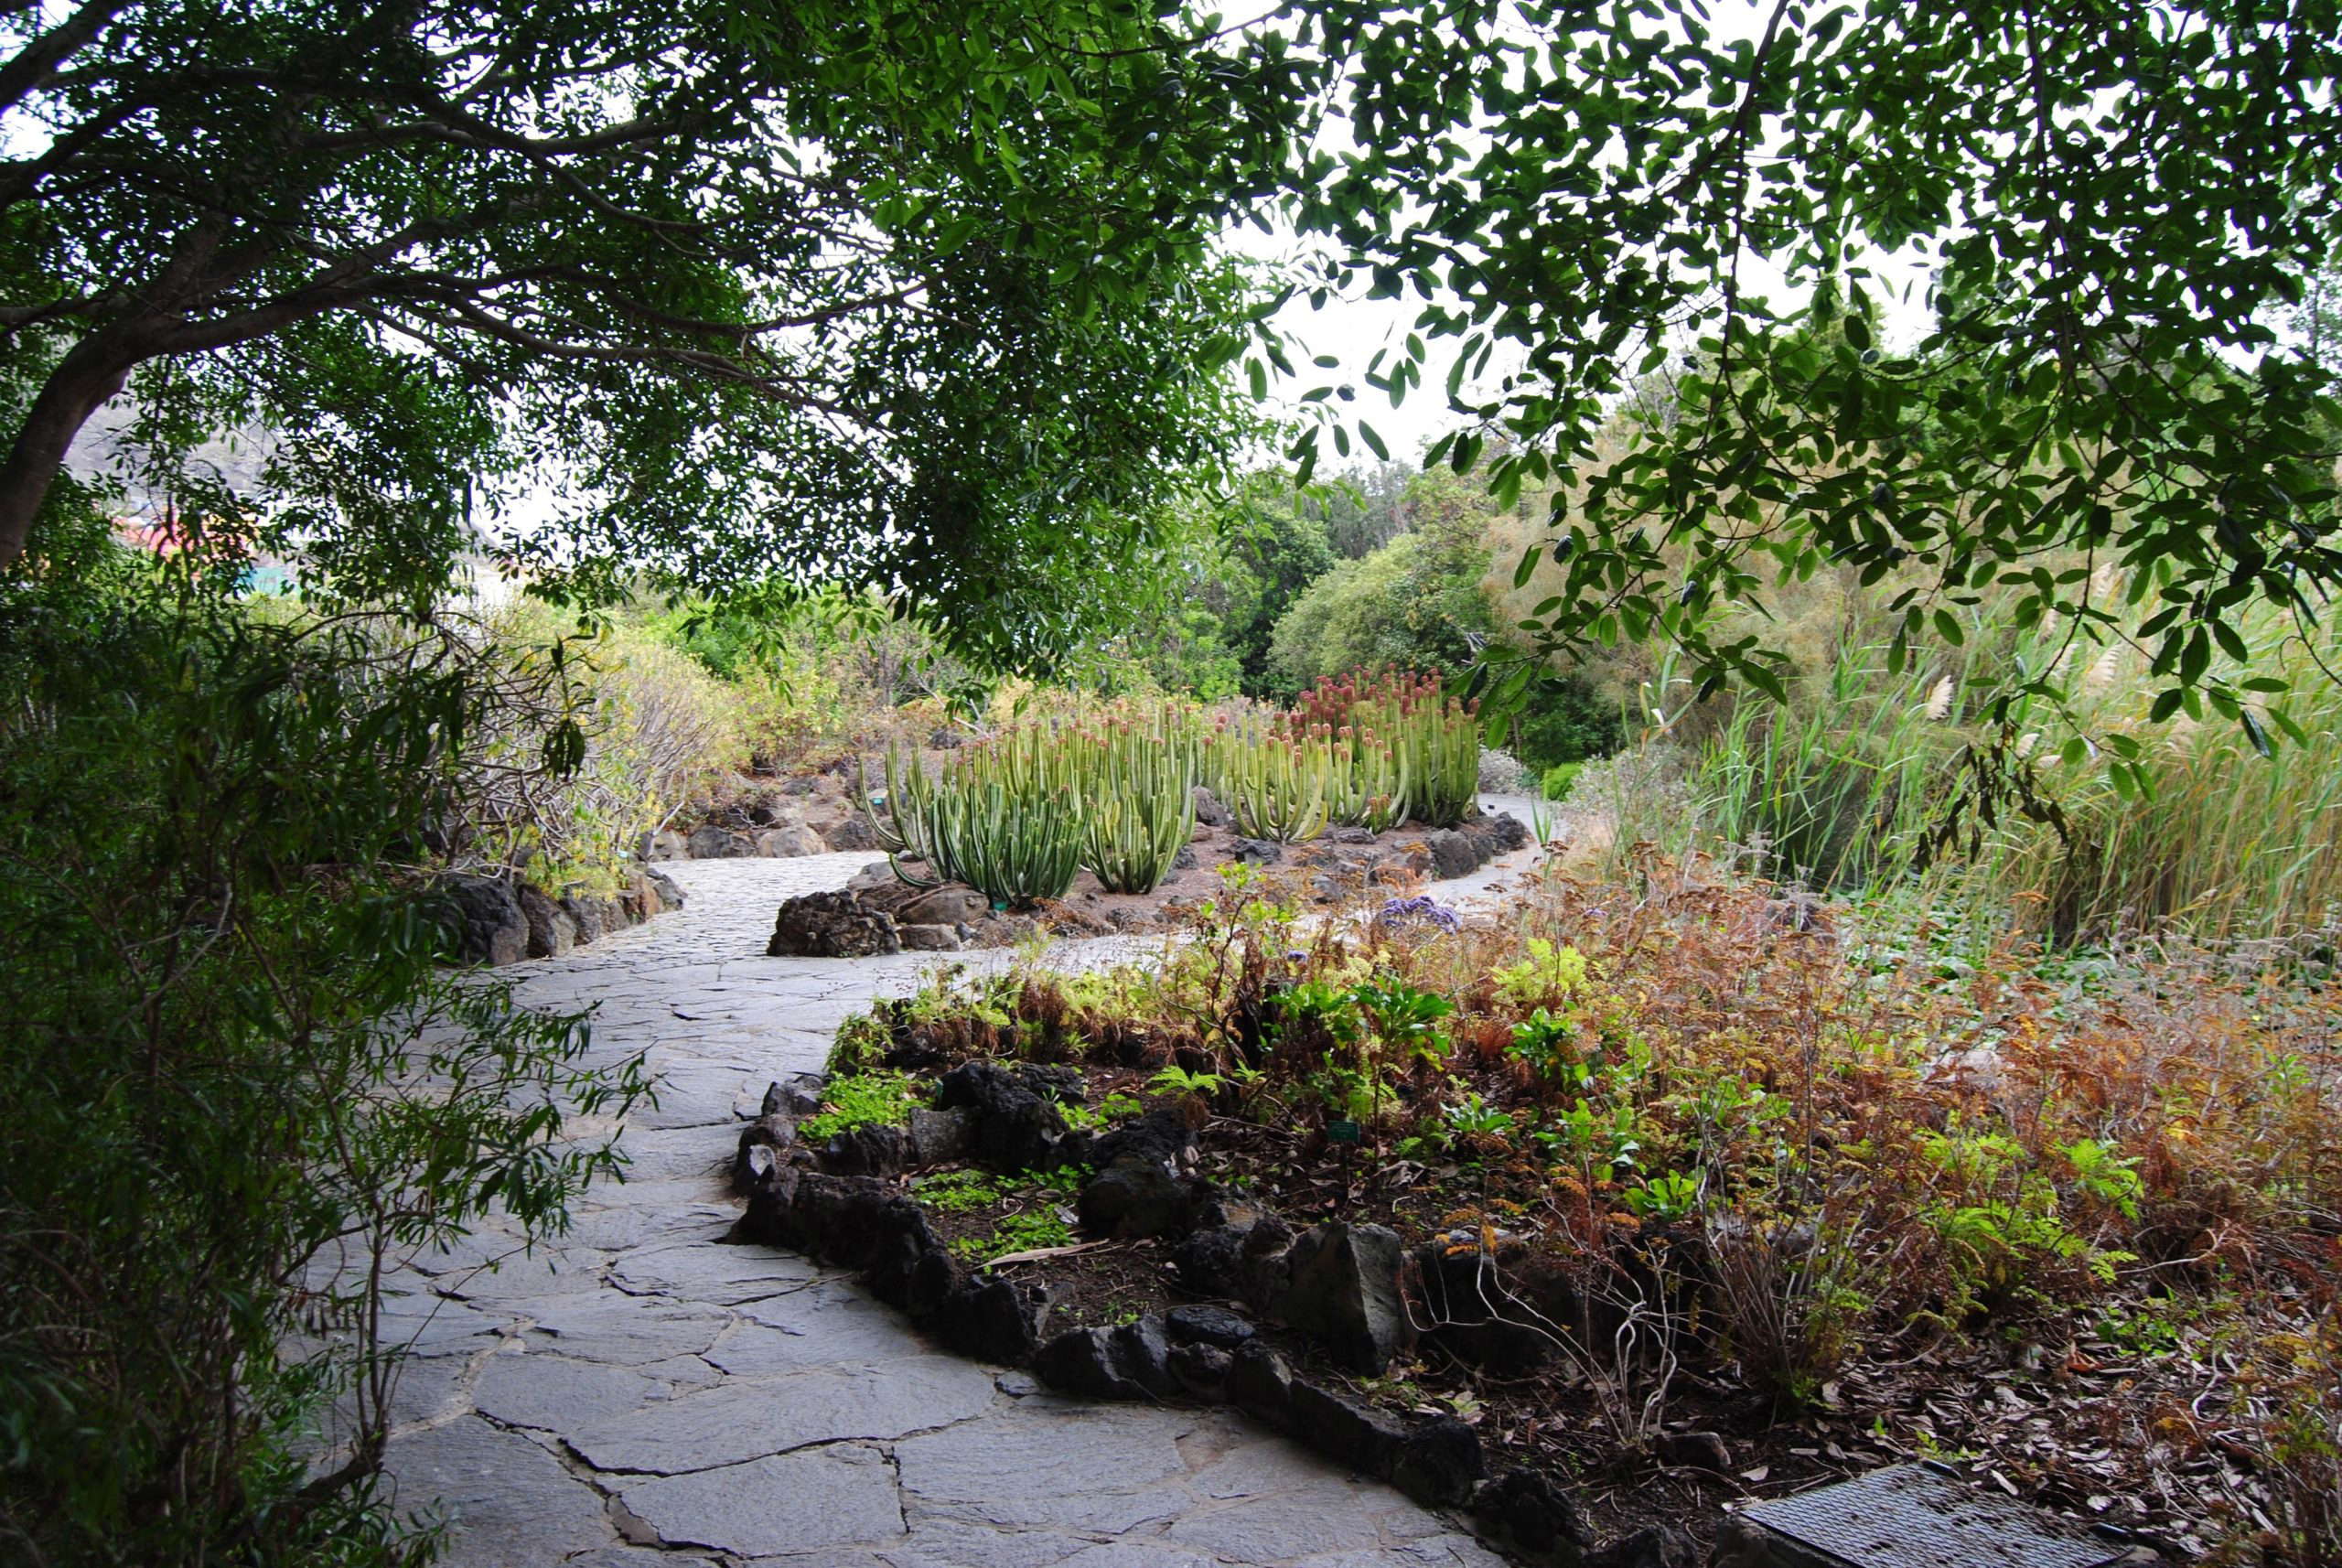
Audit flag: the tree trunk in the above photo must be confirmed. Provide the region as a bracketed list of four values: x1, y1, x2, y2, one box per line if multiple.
[0, 332, 144, 567]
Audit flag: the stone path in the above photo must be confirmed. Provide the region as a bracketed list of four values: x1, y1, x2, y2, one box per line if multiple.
[372, 808, 1547, 1568]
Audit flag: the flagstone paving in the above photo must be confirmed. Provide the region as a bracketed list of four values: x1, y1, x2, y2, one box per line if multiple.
[375, 812, 1544, 1567]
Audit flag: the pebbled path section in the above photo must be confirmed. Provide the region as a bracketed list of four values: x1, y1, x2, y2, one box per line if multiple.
[371, 807, 1545, 1567]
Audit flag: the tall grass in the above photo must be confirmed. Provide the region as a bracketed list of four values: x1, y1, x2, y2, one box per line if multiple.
[1612, 594, 2342, 947]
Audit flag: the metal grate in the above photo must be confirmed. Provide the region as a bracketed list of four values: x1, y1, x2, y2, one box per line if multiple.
[1737, 1465, 2129, 1568]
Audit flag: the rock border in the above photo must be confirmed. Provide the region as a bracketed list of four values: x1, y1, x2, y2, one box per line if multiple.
[763, 807, 1531, 959]
[725, 1068, 1671, 1568]
[432, 865, 686, 967]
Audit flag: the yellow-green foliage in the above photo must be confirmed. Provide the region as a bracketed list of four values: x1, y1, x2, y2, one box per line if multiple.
[1600, 577, 2342, 946]
[490, 614, 742, 894]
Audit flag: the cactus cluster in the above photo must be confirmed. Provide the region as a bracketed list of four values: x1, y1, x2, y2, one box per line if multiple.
[1295, 670, 1482, 829]
[857, 672, 1480, 901]
[1203, 670, 1481, 840]
[862, 700, 1202, 906]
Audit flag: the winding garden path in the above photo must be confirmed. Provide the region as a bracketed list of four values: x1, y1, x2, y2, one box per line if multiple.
[376, 809, 1546, 1568]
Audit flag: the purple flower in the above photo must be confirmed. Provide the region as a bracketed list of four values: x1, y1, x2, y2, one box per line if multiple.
[1379, 895, 1460, 933]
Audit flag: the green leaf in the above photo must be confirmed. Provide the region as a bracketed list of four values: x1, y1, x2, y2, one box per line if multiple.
[2240, 706, 2272, 758]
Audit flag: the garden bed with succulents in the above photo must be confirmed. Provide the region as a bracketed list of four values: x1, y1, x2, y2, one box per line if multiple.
[732, 863, 2342, 1565]
[764, 672, 1532, 956]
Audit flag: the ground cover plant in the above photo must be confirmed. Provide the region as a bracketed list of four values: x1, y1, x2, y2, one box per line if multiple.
[821, 859, 2341, 1563]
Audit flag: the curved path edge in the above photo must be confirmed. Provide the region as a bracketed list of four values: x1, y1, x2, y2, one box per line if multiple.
[370, 800, 1551, 1567]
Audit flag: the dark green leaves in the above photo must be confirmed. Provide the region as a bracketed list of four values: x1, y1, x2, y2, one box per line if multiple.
[1273, 0, 2342, 731]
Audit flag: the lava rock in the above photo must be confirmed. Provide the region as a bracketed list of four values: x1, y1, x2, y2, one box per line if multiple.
[1325, 825, 1377, 844]
[1474, 1468, 1591, 1567]
[1585, 1525, 1697, 1568]
[826, 813, 883, 852]
[732, 1168, 895, 1271]
[904, 1246, 961, 1322]
[821, 1122, 906, 1176]
[688, 824, 755, 859]
[934, 1060, 1067, 1170]
[1165, 1305, 1255, 1349]
[1034, 1326, 1143, 1400]
[757, 824, 828, 857]
[1170, 1223, 1250, 1295]
[863, 1198, 947, 1308]
[432, 875, 529, 966]
[1190, 786, 1230, 827]
[1171, 843, 1199, 872]
[1013, 1063, 1088, 1103]
[1238, 1214, 1298, 1310]
[559, 892, 611, 945]
[1079, 1159, 1187, 1240]
[732, 1113, 797, 1193]
[516, 883, 576, 959]
[1109, 1316, 1179, 1397]
[1272, 1221, 1411, 1373]
[641, 828, 689, 861]
[897, 922, 963, 951]
[1390, 1415, 1485, 1507]
[1230, 836, 1284, 865]
[768, 889, 901, 958]
[933, 1276, 1047, 1365]
[1088, 1107, 1196, 1170]
[1464, 810, 1531, 858]
[1166, 1341, 1233, 1401]
[1653, 1431, 1731, 1473]
[896, 885, 990, 927]
[1413, 1238, 1563, 1371]
[1226, 1341, 1295, 1428]
[906, 1106, 974, 1165]
[1423, 828, 1479, 880]
[1290, 1379, 1406, 1473]
[763, 1075, 825, 1117]
[643, 865, 686, 910]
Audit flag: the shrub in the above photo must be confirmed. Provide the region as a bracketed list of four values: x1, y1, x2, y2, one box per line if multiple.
[1504, 675, 1625, 771]
[0, 578, 646, 1564]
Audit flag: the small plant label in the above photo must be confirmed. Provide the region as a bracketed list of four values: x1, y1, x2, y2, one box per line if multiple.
[1327, 1120, 1361, 1144]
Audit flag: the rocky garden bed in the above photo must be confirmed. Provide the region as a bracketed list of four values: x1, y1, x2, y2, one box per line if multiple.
[433, 864, 686, 966]
[764, 789, 1528, 956]
[647, 756, 894, 862]
[725, 869, 2339, 1566]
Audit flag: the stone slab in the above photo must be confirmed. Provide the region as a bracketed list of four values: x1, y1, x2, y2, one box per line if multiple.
[570, 1357, 996, 1475]
[618, 1444, 904, 1557]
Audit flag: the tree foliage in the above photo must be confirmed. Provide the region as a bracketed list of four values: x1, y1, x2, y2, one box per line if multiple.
[1266, 466, 1495, 689]
[1272, 0, 2342, 782]
[0, 0, 1306, 661]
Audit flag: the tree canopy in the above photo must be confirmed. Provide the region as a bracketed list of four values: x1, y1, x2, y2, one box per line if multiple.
[1270, 0, 2342, 779]
[10, 0, 2342, 719]
[0, 0, 1305, 661]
